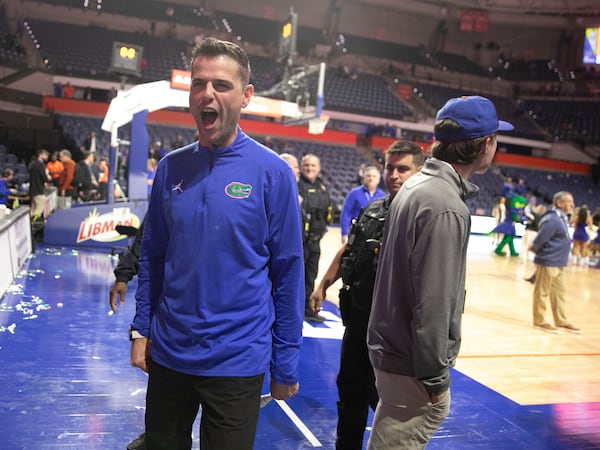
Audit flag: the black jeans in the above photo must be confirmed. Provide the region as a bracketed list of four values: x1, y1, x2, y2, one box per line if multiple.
[145, 359, 264, 450]
[303, 238, 321, 310]
[336, 311, 378, 450]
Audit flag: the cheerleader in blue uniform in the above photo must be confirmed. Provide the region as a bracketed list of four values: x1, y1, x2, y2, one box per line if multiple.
[570, 205, 593, 265]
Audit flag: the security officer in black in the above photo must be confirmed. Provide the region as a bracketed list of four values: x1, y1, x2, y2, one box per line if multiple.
[298, 153, 332, 322]
[309, 141, 424, 449]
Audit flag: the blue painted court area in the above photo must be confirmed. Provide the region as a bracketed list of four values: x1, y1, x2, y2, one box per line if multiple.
[0, 246, 598, 449]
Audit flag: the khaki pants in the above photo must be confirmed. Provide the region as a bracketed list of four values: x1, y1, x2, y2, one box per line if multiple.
[30, 194, 46, 219]
[532, 264, 569, 327]
[367, 369, 450, 450]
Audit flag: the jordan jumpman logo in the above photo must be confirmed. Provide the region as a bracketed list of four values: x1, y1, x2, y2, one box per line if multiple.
[171, 179, 184, 193]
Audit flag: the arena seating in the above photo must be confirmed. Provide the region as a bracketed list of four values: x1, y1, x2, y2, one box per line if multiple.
[50, 114, 599, 217]
[21, 11, 599, 148]
[54, 114, 197, 158]
[25, 19, 413, 122]
[53, 113, 367, 211]
[307, 70, 414, 120]
[491, 59, 563, 82]
[520, 98, 600, 145]
[0, 6, 26, 68]
[500, 166, 599, 210]
[25, 19, 189, 82]
[428, 51, 488, 77]
[464, 165, 599, 216]
[2, 6, 598, 220]
[410, 82, 548, 140]
[0, 147, 28, 185]
[28, 0, 215, 30]
[248, 55, 285, 93]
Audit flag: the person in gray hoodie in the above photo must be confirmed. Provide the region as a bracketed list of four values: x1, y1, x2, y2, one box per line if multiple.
[367, 96, 513, 449]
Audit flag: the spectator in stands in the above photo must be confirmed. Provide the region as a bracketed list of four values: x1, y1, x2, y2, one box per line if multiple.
[530, 191, 582, 334]
[340, 165, 385, 244]
[502, 175, 515, 198]
[298, 153, 333, 322]
[367, 95, 513, 449]
[53, 81, 63, 98]
[46, 151, 64, 189]
[58, 149, 75, 198]
[62, 81, 74, 99]
[384, 123, 396, 138]
[515, 177, 528, 196]
[0, 168, 18, 207]
[28, 149, 50, 220]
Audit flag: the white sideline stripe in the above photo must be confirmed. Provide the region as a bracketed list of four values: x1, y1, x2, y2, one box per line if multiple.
[275, 399, 322, 447]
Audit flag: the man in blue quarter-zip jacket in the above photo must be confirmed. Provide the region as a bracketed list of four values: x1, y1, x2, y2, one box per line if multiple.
[130, 37, 304, 450]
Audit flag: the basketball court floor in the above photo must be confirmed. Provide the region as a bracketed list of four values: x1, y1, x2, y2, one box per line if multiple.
[0, 229, 599, 449]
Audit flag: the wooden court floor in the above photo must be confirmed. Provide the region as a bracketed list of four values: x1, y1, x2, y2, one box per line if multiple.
[317, 229, 600, 406]
[0, 227, 598, 449]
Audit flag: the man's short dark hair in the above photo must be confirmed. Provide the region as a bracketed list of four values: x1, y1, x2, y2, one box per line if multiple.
[430, 119, 495, 165]
[386, 140, 425, 166]
[191, 36, 251, 85]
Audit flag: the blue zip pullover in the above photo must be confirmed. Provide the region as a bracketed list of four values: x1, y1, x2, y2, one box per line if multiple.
[133, 129, 304, 385]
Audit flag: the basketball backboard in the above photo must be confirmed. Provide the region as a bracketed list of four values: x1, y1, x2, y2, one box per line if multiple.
[256, 62, 326, 127]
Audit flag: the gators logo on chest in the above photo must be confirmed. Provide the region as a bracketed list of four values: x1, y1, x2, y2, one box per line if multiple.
[225, 181, 253, 199]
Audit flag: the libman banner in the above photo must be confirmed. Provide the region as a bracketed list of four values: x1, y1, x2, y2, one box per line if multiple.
[77, 207, 141, 243]
[44, 201, 148, 249]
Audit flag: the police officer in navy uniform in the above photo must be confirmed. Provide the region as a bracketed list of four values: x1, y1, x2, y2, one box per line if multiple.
[298, 153, 333, 322]
[310, 141, 424, 449]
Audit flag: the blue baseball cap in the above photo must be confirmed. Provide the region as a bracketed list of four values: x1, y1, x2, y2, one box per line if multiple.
[434, 95, 514, 142]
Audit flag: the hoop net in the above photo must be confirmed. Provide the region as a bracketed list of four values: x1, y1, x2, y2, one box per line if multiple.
[308, 114, 329, 135]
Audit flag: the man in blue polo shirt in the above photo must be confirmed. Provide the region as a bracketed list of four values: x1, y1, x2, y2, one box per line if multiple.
[340, 165, 385, 245]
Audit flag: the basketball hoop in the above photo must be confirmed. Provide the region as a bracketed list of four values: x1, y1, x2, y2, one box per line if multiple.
[308, 114, 329, 135]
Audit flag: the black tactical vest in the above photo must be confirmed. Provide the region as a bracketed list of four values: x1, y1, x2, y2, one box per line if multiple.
[340, 195, 390, 312]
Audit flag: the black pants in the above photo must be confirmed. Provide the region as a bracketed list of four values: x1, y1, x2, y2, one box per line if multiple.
[303, 238, 321, 310]
[145, 359, 264, 450]
[336, 310, 378, 450]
